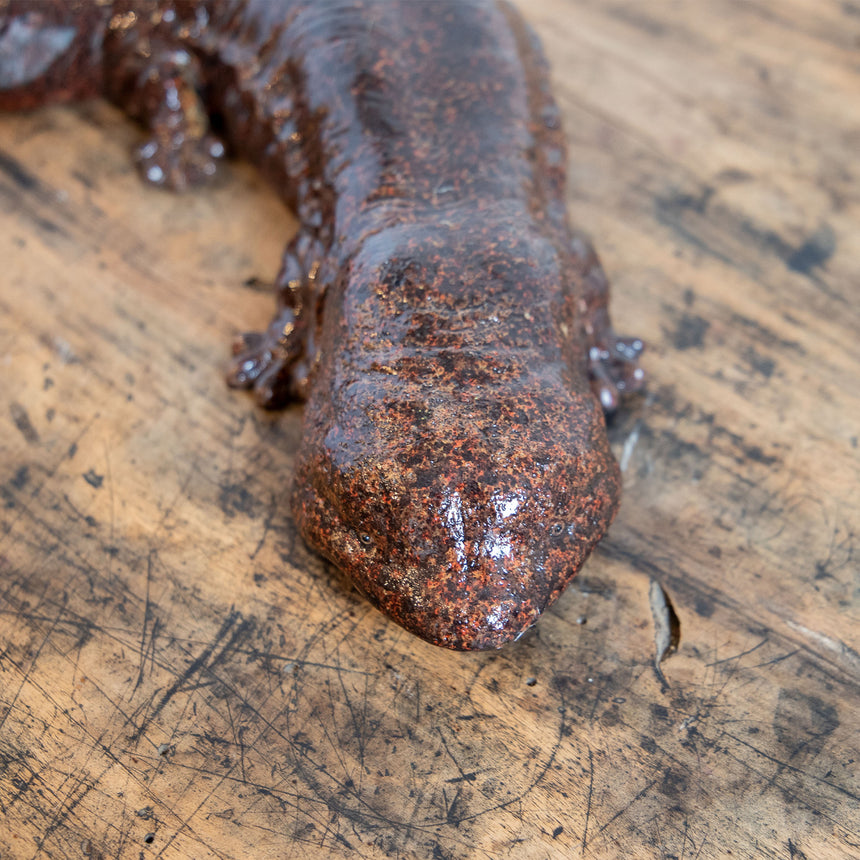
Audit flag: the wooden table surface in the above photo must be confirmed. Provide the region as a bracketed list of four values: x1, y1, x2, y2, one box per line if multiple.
[1, 1, 858, 858]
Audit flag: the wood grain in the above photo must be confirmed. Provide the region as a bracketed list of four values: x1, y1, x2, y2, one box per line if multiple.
[1, 1, 858, 857]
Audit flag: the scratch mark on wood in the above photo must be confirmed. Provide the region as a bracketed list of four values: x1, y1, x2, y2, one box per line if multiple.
[704, 636, 768, 667]
[135, 551, 158, 693]
[596, 778, 659, 839]
[581, 744, 594, 852]
[130, 609, 254, 742]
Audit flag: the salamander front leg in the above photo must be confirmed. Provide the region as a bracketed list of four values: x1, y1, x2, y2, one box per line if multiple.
[104, 41, 225, 190]
[587, 332, 645, 412]
[571, 231, 645, 412]
[227, 232, 328, 408]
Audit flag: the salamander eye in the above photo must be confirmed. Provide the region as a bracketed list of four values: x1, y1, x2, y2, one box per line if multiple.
[549, 522, 565, 537]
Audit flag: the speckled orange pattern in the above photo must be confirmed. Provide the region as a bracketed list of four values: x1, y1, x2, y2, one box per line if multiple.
[0, 0, 643, 649]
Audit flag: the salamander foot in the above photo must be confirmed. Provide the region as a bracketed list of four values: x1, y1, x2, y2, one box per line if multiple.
[588, 333, 645, 412]
[226, 310, 308, 408]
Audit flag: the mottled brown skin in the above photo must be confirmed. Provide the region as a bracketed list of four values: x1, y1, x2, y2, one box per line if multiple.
[0, 0, 643, 650]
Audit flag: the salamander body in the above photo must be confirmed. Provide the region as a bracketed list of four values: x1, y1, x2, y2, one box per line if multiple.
[0, 0, 643, 649]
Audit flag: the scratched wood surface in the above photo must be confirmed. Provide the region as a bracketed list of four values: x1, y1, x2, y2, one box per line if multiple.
[1, 1, 858, 858]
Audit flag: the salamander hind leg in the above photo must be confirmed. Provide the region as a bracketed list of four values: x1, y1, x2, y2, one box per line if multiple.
[572, 231, 645, 412]
[227, 231, 329, 408]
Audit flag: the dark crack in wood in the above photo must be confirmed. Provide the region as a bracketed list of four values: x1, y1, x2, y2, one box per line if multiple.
[649, 578, 681, 690]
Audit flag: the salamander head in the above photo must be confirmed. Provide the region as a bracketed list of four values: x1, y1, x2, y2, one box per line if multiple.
[0, 2, 108, 109]
[292, 383, 621, 650]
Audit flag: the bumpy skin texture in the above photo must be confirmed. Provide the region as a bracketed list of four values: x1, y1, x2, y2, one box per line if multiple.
[0, 0, 644, 650]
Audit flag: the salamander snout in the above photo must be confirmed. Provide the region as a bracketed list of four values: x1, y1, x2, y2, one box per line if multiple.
[363, 478, 618, 650]
[293, 434, 621, 650]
